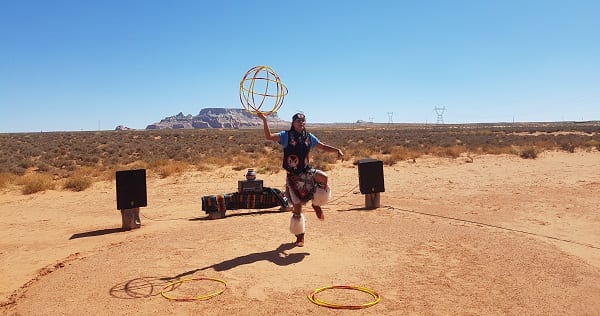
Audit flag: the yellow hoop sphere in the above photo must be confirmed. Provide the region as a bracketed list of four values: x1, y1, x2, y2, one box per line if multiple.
[239, 65, 288, 116]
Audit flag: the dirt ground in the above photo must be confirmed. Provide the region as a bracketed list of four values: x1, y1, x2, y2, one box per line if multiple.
[1, 151, 600, 315]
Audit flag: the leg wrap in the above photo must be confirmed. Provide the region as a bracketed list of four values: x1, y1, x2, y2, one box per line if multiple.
[289, 213, 306, 235]
[312, 184, 332, 207]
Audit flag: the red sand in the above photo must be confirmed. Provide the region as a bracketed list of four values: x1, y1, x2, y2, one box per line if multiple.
[1, 151, 600, 315]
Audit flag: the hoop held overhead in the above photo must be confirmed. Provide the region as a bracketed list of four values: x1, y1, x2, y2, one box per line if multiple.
[239, 65, 288, 116]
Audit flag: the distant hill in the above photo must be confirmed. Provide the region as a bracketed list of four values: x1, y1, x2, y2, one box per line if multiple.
[117, 109, 600, 130]
[144, 108, 284, 130]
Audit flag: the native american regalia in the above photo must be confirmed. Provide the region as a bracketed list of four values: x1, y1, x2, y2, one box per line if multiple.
[283, 129, 318, 204]
[281, 129, 316, 245]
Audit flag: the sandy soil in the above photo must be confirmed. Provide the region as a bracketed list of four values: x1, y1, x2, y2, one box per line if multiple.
[1, 151, 600, 315]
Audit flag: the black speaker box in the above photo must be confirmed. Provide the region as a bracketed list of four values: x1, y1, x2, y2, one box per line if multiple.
[116, 169, 147, 210]
[358, 159, 385, 194]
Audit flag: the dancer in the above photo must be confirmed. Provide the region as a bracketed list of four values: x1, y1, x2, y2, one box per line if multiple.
[258, 112, 343, 247]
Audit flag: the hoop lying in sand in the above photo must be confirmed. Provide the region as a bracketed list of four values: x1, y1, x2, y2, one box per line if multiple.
[258, 112, 343, 247]
[308, 285, 381, 309]
[161, 277, 227, 302]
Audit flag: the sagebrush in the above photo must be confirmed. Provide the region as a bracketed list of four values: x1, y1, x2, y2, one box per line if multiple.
[1, 122, 599, 193]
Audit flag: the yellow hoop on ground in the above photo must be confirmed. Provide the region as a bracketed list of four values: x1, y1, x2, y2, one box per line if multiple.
[161, 277, 227, 302]
[239, 65, 288, 116]
[308, 285, 381, 309]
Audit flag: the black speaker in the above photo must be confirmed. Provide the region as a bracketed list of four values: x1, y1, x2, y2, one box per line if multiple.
[116, 169, 147, 210]
[358, 159, 385, 194]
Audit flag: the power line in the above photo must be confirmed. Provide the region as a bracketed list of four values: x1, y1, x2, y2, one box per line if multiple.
[434, 106, 446, 124]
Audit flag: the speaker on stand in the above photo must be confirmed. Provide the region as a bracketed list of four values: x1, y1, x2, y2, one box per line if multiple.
[357, 159, 385, 209]
[116, 169, 147, 230]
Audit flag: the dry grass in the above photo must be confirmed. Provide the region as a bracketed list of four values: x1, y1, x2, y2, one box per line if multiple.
[16, 173, 55, 195]
[63, 175, 93, 192]
[519, 147, 539, 159]
[0, 122, 599, 194]
[149, 160, 190, 178]
[379, 146, 424, 166]
[0, 172, 17, 189]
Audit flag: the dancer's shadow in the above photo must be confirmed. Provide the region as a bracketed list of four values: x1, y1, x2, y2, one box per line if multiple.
[164, 242, 308, 280]
[69, 227, 124, 239]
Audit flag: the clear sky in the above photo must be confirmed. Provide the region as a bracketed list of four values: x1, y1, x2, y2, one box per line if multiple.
[1, 0, 599, 132]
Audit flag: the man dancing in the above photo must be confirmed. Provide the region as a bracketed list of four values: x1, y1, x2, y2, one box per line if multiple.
[258, 112, 343, 247]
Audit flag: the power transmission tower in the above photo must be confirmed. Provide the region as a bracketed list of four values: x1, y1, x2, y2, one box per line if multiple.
[368, 116, 374, 123]
[434, 106, 446, 124]
[387, 112, 393, 125]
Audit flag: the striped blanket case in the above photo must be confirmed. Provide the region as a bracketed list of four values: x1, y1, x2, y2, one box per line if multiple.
[201, 187, 288, 214]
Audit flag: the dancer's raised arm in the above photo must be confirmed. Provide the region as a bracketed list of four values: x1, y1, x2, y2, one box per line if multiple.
[257, 112, 280, 142]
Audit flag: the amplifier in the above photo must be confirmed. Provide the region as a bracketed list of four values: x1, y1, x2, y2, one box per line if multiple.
[238, 180, 263, 193]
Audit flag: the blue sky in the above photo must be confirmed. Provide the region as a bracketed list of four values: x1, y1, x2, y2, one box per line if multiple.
[1, 0, 599, 132]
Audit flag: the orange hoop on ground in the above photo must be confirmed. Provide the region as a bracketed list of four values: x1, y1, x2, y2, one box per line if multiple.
[308, 285, 381, 309]
[239, 65, 288, 116]
[160, 277, 227, 302]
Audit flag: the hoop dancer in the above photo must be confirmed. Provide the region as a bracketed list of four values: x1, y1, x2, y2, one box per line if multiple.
[258, 112, 343, 246]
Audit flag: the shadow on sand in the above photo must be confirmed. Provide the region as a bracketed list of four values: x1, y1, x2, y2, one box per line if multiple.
[189, 208, 287, 221]
[69, 227, 126, 240]
[163, 242, 308, 280]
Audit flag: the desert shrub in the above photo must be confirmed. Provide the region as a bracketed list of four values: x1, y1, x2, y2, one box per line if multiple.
[346, 147, 375, 162]
[0, 172, 17, 189]
[429, 145, 464, 158]
[72, 166, 109, 181]
[475, 145, 515, 155]
[586, 139, 599, 148]
[560, 143, 576, 153]
[100, 161, 151, 181]
[378, 146, 408, 166]
[35, 162, 52, 172]
[231, 154, 255, 171]
[389, 146, 414, 160]
[195, 163, 214, 171]
[231, 165, 250, 171]
[1, 123, 599, 191]
[63, 176, 93, 192]
[311, 158, 332, 172]
[312, 151, 339, 165]
[256, 163, 281, 175]
[519, 147, 539, 159]
[380, 155, 398, 166]
[202, 156, 228, 167]
[8, 165, 27, 176]
[380, 145, 393, 155]
[126, 161, 150, 171]
[255, 151, 283, 174]
[101, 166, 124, 181]
[18, 173, 55, 194]
[150, 160, 190, 178]
[65, 164, 77, 172]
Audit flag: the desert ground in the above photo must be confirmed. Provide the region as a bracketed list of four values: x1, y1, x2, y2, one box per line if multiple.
[1, 151, 600, 315]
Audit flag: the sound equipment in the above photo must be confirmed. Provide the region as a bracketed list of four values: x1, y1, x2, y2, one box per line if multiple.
[238, 179, 264, 193]
[358, 159, 385, 194]
[116, 169, 147, 210]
